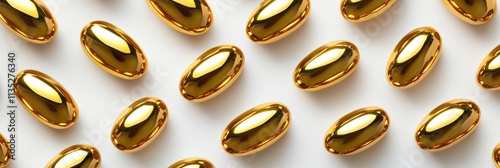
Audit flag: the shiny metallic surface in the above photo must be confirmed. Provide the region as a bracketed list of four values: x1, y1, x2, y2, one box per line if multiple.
[180, 45, 244, 102]
[386, 26, 441, 88]
[221, 102, 290, 156]
[442, 0, 496, 25]
[294, 41, 359, 91]
[0, 133, 10, 167]
[415, 99, 480, 152]
[246, 0, 310, 44]
[81, 21, 148, 80]
[14, 69, 78, 129]
[340, 0, 396, 22]
[477, 45, 500, 90]
[493, 143, 500, 168]
[45, 144, 101, 168]
[168, 157, 214, 168]
[111, 97, 168, 152]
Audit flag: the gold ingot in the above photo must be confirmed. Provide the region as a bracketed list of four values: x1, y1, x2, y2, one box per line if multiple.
[386, 26, 441, 88]
[415, 99, 480, 151]
[493, 143, 500, 168]
[293, 41, 359, 91]
[111, 97, 168, 152]
[324, 106, 389, 155]
[0, 0, 57, 43]
[246, 0, 310, 44]
[221, 102, 290, 156]
[14, 70, 78, 129]
[442, 0, 496, 25]
[168, 157, 214, 168]
[146, 0, 213, 35]
[45, 144, 101, 168]
[81, 21, 148, 80]
[340, 0, 396, 22]
[180, 45, 244, 102]
[477, 45, 500, 90]
[0, 133, 11, 167]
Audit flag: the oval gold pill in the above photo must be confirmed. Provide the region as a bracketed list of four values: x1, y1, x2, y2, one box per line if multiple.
[442, 0, 496, 25]
[180, 45, 244, 102]
[415, 99, 480, 152]
[293, 40, 359, 91]
[324, 106, 389, 155]
[14, 70, 78, 129]
[221, 102, 290, 156]
[146, 0, 213, 35]
[0, 0, 57, 43]
[340, 0, 396, 22]
[45, 144, 101, 168]
[168, 157, 214, 168]
[386, 26, 441, 88]
[477, 45, 500, 90]
[493, 143, 500, 168]
[0, 133, 11, 167]
[111, 97, 168, 152]
[246, 0, 310, 44]
[81, 21, 148, 80]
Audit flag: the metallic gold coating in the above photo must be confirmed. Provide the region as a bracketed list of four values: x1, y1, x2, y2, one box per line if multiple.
[111, 97, 168, 152]
[477, 45, 500, 90]
[168, 157, 214, 168]
[180, 45, 244, 102]
[442, 0, 496, 25]
[0, 133, 10, 167]
[221, 102, 290, 156]
[493, 143, 500, 168]
[294, 40, 359, 91]
[340, 0, 396, 22]
[415, 99, 480, 152]
[386, 26, 441, 88]
[246, 0, 310, 44]
[14, 69, 78, 129]
[0, 0, 57, 43]
[146, 0, 213, 35]
[45, 144, 101, 168]
[81, 21, 148, 80]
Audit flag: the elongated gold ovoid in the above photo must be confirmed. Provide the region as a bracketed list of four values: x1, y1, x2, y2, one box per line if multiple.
[168, 157, 214, 168]
[477, 45, 500, 90]
[340, 0, 397, 22]
[45, 144, 101, 168]
[442, 0, 496, 25]
[493, 143, 500, 168]
[0, 133, 10, 167]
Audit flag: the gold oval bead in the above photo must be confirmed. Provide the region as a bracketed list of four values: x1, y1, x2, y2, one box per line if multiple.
[477, 45, 500, 90]
[442, 0, 496, 25]
[146, 0, 213, 35]
[0, 0, 57, 43]
[340, 0, 396, 22]
[180, 45, 244, 102]
[324, 107, 389, 155]
[111, 97, 168, 152]
[81, 21, 148, 80]
[493, 143, 500, 168]
[221, 102, 290, 156]
[415, 99, 480, 152]
[293, 41, 359, 91]
[168, 157, 214, 168]
[0, 133, 11, 167]
[14, 70, 78, 129]
[45, 144, 101, 168]
[246, 0, 310, 44]
[386, 26, 442, 88]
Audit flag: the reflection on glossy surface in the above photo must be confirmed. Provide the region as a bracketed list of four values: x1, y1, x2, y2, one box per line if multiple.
[477, 45, 500, 90]
[415, 99, 480, 151]
[81, 21, 148, 80]
[294, 41, 359, 91]
[0, 0, 57, 43]
[45, 144, 100, 168]
[246, 0, 310, 44]
[493, 143, 500, 168]
[324, 107, 389, 155]
[14, 70, 78, 129]
[341, 0, 396, 22]
[221, 102, 290, 156]
[168, 157, 214, 168]
[442, 0, 496, 25]
[0, 133, 10, 167]
[146, 0, 213, 35]
[386, 26, 441, 88]
[180, 45, 244, 102]
[111, 97, 168, 152]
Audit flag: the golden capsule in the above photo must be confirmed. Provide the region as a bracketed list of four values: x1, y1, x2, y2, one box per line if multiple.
[386, 26, 441, 88]
[293, 41, 359, 91]
[180, 45, 244, 102]
[442, 0, 496, 25]
[14, 70, 78, 129]
[246, 0, 310, 44]
[493, 143, 500, 168]
[340, 0, 396, 22]
[111, 97, 168, 152]
[415, 99, 480, 152]
[146, 0, 213, 35]
[0, 133, 11, 167]
[81, 21, 148, 80]
[45, 144, 101, 168]
[168, 157, 214, 168]
[477, 45, 500, 90]
[0, 0, 57, 43]
[221, 102, 290, 156]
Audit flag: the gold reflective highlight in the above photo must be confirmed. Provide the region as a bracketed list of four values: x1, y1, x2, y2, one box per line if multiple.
[442, 0, 496, 25]
[493, 143, 500, 168]
[340, 0, 396, 22]
[168, 157, 214, 168]
[0, 133, 10, 167]
[477, 45, 500, 90]
[45, 144, 101, 168]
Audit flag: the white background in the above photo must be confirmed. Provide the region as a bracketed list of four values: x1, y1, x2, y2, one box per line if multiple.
[1, 0, 500, 167]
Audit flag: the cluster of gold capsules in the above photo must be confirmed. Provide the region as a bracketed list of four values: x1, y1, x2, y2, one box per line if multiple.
[0, 0, 499, 167]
